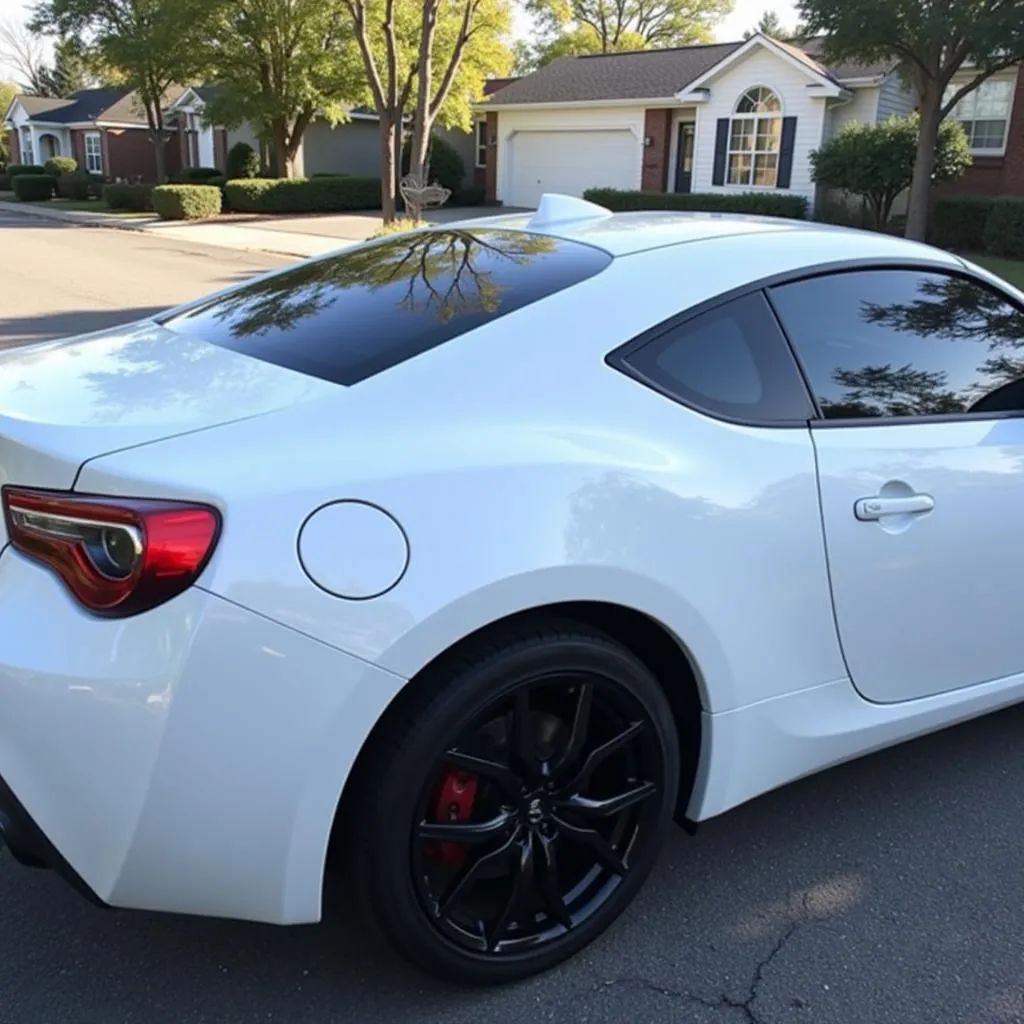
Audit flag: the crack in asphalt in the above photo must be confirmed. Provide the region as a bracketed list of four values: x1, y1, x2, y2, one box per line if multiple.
[599, 894, 812, 1023]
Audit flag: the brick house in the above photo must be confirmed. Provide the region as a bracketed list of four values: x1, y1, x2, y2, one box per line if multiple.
[475, 33, 1023, 210]
[2, 86, 229, 181]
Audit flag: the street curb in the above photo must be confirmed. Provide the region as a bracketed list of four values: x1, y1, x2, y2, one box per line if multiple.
[0, 200, 357, 260]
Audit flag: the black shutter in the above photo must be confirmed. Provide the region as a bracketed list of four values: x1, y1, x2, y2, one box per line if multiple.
[777, 116, 797, 189]
[712, 118, 729, 186]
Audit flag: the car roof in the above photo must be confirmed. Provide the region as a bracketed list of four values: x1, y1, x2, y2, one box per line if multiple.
[448, 196, 959, 265]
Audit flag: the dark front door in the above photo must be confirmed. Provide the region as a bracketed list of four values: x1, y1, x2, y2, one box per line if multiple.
[674, 122, 695, 193]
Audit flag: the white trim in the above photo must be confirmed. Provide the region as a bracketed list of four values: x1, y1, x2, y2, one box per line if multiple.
[2, 96, 26, 125]
[673, 34, 843, 100]
[838, 76, 887, 87]
[84, 131, 103, 174]
[166, 88, 204, 113]
[474, 119, 487, 168]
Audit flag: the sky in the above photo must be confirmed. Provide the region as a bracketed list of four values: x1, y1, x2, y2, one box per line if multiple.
[1, 0, 800, 83]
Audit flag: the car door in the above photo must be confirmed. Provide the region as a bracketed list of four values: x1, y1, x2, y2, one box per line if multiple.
[769, 265, 1024, 704]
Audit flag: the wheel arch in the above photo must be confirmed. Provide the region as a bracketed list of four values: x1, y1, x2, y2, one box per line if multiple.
[327, 599, 707, 883]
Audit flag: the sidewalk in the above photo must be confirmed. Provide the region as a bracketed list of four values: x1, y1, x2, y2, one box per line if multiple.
[0, 199, 521, 259]
[0, 200, 360, 258]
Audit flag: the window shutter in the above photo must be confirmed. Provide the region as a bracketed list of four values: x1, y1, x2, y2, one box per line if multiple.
[712, 118, 729, 186]
[777, 116, 797, 189]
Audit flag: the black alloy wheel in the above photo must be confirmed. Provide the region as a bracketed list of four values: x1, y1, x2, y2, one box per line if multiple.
[347, 622, 680, 985]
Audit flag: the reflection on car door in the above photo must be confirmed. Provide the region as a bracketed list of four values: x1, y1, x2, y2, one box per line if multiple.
[771, 267, 1024, 704]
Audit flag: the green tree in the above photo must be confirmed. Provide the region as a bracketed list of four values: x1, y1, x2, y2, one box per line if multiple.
[341, 0, 511, 222]
[0, 81, 16, 165]
[30, 0, 217, 181]
[743, 10, 806, 43]
[525, 0, 733, 57]
[38, 36, 94, 96]
[811, 114, 971, 229]
[202, 0, 364, 179]
[796, 0, 1024, 242]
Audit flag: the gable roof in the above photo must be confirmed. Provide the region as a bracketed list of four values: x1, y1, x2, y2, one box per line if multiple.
[8, 86, 190, 126]
[484, 35, 899, 107]
[486, 41, 743, 105]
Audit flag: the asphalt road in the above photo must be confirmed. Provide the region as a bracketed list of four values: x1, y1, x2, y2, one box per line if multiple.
[2, 209, 1024, 1024]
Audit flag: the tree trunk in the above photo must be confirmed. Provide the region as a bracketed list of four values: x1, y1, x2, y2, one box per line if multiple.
[273, 119, 294, 179]
[151, 132, 167, 183]
[379, 115, 397, 221]
[905, 87, 942, 242]
[393, 117, 404, 206]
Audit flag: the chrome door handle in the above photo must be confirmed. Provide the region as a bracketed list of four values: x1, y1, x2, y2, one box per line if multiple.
[854, 494, 935, 521]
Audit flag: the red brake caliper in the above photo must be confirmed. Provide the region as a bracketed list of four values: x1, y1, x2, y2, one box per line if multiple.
[428, 770, 479, 867]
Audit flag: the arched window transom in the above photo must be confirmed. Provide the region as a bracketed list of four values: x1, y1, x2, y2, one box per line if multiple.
[728, 87, 782, 187]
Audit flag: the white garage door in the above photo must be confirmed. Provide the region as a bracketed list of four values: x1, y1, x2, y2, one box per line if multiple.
[506, 129, 638, 208]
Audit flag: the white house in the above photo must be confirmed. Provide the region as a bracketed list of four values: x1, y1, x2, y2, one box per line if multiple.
[474, 33, 920, 210]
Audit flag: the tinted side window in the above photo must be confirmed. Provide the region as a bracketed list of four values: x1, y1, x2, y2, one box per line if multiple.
[160, 229, 612, 387]
[618, 291, 815, 423]
[770, 269, 1024, 420]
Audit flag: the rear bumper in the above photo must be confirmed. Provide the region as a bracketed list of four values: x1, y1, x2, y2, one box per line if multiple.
[0, 545, 406, 925]
[0, 772, 106, 906]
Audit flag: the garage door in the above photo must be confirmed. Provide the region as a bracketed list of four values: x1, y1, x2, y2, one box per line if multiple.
[506, 130, 638, 208]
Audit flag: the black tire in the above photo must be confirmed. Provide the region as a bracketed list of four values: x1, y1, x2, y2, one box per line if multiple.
[345, 621, 680, 985]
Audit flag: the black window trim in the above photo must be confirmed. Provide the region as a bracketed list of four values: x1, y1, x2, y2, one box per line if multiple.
[606, 255, 1024, 430]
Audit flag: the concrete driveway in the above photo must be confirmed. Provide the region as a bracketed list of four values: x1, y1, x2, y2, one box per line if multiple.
[1, 208, 1023, 1024]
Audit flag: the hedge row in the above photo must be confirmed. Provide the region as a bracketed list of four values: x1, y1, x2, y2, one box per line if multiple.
[0, 163, 45, 190]
[12, 174, 56, 201]
[44, 156, 78, 177]
[224, 175, 380, 213]
[102, 182, 155, 212]
[152, 184, 222, 220]
[583, 187, 810, 220]
[932, 196, 1024, 259]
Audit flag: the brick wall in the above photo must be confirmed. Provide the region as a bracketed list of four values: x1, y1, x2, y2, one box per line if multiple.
[934, 70, 1024, 198]
[5, 129, 19, 164]
[70, 129, 86, 170]
[641, 109, 672, 191]
[105, 127, 181, 181]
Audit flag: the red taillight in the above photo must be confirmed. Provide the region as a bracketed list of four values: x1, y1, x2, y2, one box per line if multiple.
[1, 487, 221, 617]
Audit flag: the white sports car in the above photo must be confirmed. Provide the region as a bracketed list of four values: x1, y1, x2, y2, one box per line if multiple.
[2, 195, 1022, 985]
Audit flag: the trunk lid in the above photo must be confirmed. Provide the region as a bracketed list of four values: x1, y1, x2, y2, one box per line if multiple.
[0, 320, 334, 544]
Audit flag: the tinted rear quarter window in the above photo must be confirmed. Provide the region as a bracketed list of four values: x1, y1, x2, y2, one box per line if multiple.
[615, 291, 815, 423]
[770, 269, 1024, 419]
[160, 228, 612, 386]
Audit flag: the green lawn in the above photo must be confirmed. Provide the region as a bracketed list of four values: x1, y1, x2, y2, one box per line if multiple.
[966, 253, 1024, 290]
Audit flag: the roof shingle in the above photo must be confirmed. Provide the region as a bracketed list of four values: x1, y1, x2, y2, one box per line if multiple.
[9, 85, 190, 126]
[484, 35, 898, 107]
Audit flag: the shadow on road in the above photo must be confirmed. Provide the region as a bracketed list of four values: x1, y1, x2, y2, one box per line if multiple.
[2, 700, 1024, 1024]
[0, 307, 166, 347]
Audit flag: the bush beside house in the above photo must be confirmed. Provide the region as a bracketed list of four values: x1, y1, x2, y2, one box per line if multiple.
[930, 197, 995, 251]
[225, 175, 381, 213]
[102, 183, 156, 211]
[12, 173, 56, 201]
[1, 163, 44, 190]
[582, 188, 809, 219]
[226, 141, 260, 181]
[44, 156, 78, 178]
[152, 184, 223, 220]
[982, 199, 1024, 259]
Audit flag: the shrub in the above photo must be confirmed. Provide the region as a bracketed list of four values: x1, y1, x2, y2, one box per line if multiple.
[13, 173, 56, 201]
[44, 156, 78, 177]
[982, 198, 1024, 259]
[224, 175, 381, 213]
[583, 187, 809, 219]
[453, 184, 486, 206]
[57, 171, 102, 200]
[173, 166, 222, 182]
[7, 163, 45, 177]
[226, 140, 260, 180]
[929, 196, 994, 251]
[810, 115, 971, 229]
[152, 183, 222, 220]
[401, 133, 465, 193]
[102, 182, 155, 211]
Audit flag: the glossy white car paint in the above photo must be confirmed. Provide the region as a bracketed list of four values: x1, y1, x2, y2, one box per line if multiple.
[1, 199, 1020, 927]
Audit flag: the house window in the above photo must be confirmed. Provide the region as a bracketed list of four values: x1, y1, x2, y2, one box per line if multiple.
[944, 77, 1014, 153]
[20, 128, 33, 165]
[727, 86, 782, 187]
[85, 132, 103, 174]
[475, 120, 487, 168]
